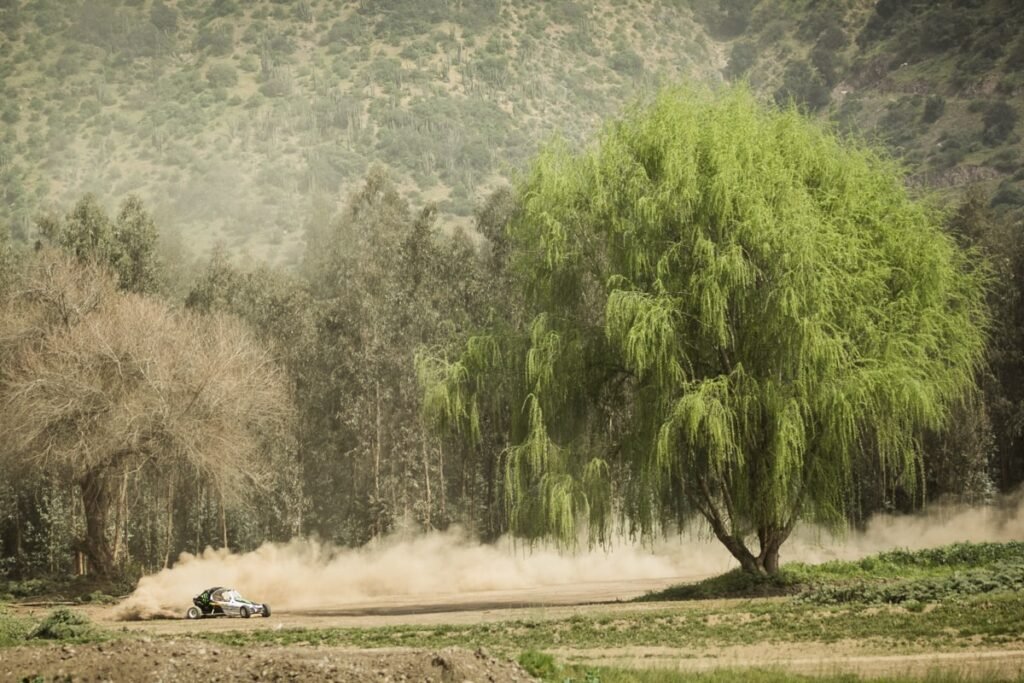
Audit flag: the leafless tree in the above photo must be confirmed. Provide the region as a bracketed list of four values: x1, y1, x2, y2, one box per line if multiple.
[0, 250, 293, 576]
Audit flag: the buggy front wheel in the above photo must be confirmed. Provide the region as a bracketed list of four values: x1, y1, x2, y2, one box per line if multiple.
[262, 604, 271, 618]
[240, 606, 250, 619]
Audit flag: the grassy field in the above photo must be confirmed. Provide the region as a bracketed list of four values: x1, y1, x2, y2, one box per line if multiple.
[2, 542, 1023, 681]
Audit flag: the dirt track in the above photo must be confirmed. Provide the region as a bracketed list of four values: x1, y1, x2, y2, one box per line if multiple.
[9, 576, 1024, 681]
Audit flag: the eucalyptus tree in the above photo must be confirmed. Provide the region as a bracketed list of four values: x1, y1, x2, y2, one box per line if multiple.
[299, 168, 506, 540]
[38, 193, 161, 295]
[421, 88, 988, 574]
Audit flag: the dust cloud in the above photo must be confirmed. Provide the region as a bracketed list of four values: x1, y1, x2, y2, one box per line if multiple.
[117, 496, 1023, 620]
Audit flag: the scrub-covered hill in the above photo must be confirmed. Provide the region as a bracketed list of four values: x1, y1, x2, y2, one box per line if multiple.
[0, 0, 1021, 266]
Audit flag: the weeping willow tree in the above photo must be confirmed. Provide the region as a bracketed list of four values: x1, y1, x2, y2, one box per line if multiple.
[420, 87, 988, 575]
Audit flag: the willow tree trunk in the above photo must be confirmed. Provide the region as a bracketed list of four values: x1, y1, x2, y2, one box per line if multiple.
[79, 470, 115, 577]
[693, 477, 798, 576]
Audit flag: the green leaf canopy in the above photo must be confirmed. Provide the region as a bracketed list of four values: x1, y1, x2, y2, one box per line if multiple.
[422, 87, 988, 573]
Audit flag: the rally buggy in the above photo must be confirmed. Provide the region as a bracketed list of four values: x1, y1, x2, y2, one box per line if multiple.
[185, 587, 271, 619]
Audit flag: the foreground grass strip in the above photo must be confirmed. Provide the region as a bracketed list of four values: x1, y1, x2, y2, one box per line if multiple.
[548, 665, 1024, 682]
[195, 591, 1024, 652]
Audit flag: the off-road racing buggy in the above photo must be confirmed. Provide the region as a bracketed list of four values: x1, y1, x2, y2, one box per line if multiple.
[185, 587, 271, 619]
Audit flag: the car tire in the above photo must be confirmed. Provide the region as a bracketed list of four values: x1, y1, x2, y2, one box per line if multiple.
[262, 604, 271, 618]
[186, 606, 201, 620]
[240, 606, 250, 619]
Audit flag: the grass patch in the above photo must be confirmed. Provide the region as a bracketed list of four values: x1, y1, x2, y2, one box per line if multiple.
[798, 562, 1024, 606]
[0, 605, 31, 646]
[549, 667, 1024, 682]
[641, 542, 1024, 602]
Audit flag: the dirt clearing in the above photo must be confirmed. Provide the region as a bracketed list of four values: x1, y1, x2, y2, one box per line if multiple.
[0, 640, 533, 682]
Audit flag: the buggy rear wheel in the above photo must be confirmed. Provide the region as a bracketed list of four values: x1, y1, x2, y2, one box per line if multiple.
[186, 606, 201, 620]
[240, 606, 250, 619]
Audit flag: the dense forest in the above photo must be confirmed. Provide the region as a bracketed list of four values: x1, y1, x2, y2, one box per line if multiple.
[1, 0, 1023, 581]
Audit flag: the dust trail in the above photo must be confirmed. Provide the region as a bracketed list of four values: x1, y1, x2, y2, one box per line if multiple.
[782, 494, 1024, 564]
[116, 527, 726, 620]
[117, 496, 1023, 620]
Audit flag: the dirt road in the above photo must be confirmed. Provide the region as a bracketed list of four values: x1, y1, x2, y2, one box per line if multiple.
[9, 576, 1024, 680]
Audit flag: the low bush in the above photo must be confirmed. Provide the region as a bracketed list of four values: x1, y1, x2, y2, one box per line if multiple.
[26, 608, 97, 641]
[798, 562, 1024, 606]
[519, 651, 559, 679]
[639, 568, 801, 602]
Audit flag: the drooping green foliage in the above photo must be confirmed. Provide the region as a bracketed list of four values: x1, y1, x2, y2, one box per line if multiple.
[423, 87, 988, 573]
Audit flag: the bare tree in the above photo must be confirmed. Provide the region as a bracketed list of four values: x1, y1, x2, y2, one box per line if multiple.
[0, 250, 293, 576]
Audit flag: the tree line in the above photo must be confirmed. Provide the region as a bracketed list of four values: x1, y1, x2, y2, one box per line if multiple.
[1, 89, 1023, 580]
[0, 167, 514, 579]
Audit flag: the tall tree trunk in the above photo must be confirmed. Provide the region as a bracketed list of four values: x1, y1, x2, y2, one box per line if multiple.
[79, 469, 115, 577]
[438, 445, 446, 522]
[373, 380, 383, 537]
[220, 494, 229, 551]
[374, 381, 382, 496]
[422, 431, 432, 529]
[112, 470, 128, 568]
[163, 478, 175, 568]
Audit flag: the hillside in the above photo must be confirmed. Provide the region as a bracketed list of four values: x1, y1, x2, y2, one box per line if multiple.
[0, 0, 1022, 267]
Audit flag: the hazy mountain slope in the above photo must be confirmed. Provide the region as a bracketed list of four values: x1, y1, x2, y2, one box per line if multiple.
[1, 0, 1021, 267]
[0, 0, 720, 265]
[722, 0, 1023, 201]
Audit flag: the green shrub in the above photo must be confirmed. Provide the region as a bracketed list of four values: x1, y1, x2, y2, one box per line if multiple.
[990, 182, 1024, 208]
[27, 608, 96, 641]
[639, 568, 800, 602]
[608, 48, 644, 77]
[774, 59, 830, 112]
[195, 22, 234, 56]
[922, 95, 945, 124]
[207, 63, 238, 88]
[725, 40, 757, 79]
[1, 578, 47, 598]
[519, 651, 559, 679]
[982, 101, 1018, 145]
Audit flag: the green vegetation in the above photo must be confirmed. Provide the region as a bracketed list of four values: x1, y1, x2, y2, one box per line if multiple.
[0, 1, 1020, 266]
[0, 606, 31, 647]
[422, 87, 988, 574]
[25, 608, 101, 642]
[0, 0, 720, 261]
[0, 606, 104, 646]
[538, 664, 1024, 683]
[1, 0, 1024, 596]
[643, 542, 1024, 602]
[0, 576, 128, 603]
